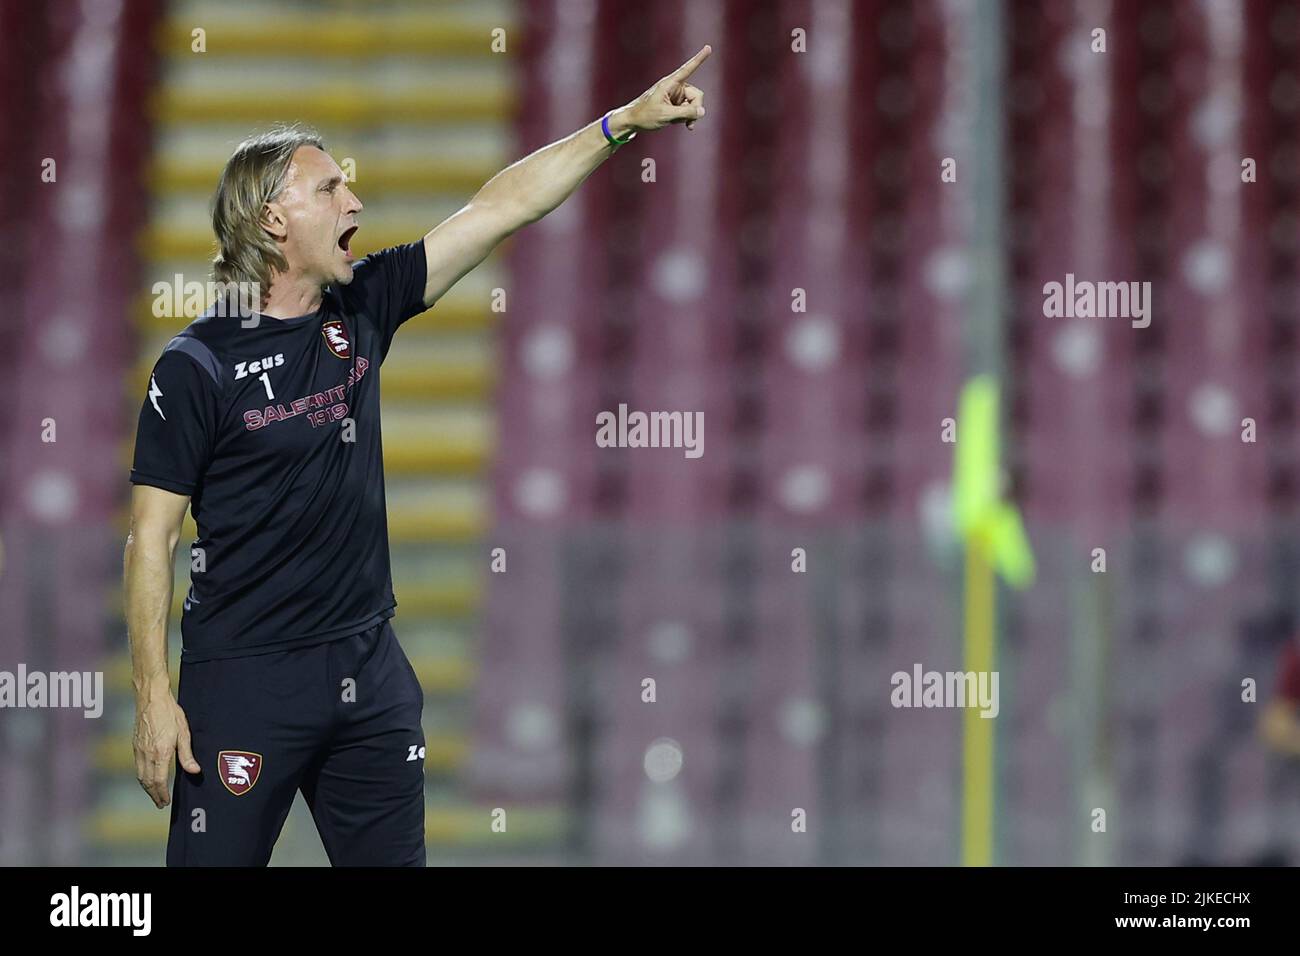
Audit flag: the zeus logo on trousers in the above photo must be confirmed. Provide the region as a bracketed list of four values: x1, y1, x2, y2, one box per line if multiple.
[234, 353, 285, 379]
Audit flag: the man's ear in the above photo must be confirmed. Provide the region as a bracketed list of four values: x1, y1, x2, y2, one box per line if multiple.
[260, 201, 287, 241]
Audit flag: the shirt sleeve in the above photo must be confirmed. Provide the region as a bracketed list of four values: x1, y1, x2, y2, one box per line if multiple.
[129, 347, 219, 496]
[340, 240, 429, 362]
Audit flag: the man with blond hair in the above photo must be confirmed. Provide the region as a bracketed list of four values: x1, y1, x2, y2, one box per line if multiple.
[124, 48, 709, 866]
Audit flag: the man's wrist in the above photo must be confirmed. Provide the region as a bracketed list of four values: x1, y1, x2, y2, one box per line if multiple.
[133, 669, 172, 702]
[605, 106, 637, 140]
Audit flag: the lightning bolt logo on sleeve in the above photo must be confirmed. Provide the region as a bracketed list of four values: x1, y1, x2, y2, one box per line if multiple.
[148, 375, 166, 421]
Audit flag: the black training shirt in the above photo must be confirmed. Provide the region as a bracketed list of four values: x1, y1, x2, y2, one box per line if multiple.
[130, 240, 427, 662]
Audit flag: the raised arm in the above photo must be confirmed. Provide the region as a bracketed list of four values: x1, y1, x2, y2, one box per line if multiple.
[419, 44, 711, 309]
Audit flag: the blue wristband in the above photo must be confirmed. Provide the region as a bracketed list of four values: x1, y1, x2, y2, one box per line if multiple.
[602, 111, 636, 147]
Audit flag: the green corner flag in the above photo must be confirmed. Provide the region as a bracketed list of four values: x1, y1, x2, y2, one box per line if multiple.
[953, 375, 1035, 868]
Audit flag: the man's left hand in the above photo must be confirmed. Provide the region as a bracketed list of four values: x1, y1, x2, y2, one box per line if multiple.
[617, 44, 711, 133]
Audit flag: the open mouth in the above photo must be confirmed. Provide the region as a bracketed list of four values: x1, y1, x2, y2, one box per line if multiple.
[338, 225, 359, 258]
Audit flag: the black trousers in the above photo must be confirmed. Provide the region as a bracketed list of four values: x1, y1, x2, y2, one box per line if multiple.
[166, 619, 426, 866]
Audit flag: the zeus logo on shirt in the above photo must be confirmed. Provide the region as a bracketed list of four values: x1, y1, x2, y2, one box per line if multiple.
[234, 354, 285, 379]
[147, 375, 166, 421]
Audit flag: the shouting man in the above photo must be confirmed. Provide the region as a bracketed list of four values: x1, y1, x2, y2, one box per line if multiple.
[124, 46, 710, 866]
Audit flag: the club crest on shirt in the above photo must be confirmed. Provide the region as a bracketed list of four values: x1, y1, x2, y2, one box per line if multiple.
[218, 750, 262, 796]
[321, 319, 351, 359]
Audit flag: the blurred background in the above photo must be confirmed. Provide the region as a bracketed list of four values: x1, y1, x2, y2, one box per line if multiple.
[2, 0, 1300, 866]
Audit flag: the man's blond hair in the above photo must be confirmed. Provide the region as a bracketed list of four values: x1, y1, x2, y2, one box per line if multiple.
[210, 124, 325, 292]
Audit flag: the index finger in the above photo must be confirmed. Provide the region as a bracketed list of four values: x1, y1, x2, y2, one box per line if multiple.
[671, 44, 712, 82]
